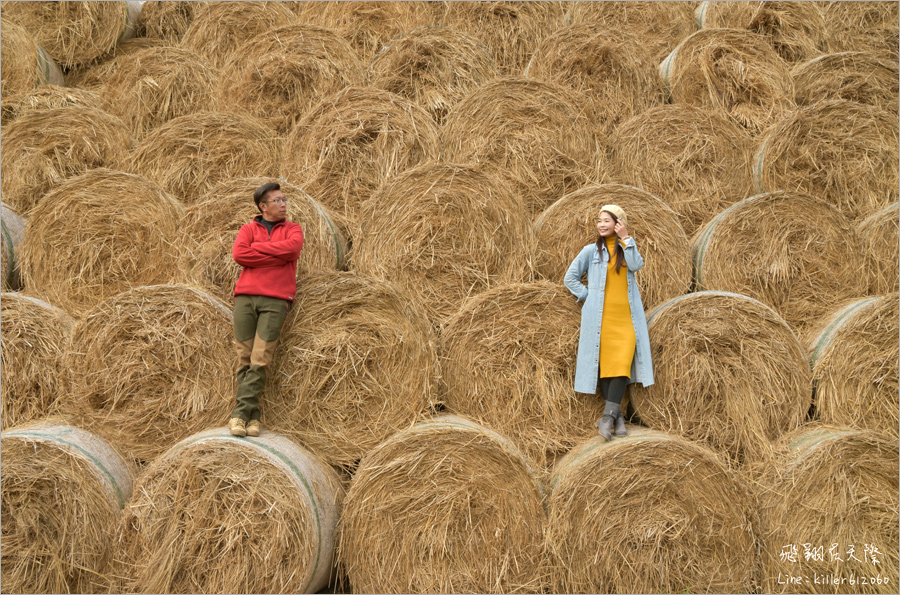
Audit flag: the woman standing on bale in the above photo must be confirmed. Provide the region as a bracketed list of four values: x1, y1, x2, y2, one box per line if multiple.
[564, 205, 654, 440]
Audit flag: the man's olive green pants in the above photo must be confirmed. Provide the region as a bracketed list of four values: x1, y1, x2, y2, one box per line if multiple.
[232, 295, 289, 422]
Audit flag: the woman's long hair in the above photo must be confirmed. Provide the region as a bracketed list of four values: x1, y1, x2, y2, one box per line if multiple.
[596, 212, 626, 274]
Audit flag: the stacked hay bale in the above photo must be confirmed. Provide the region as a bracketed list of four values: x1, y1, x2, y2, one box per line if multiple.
[178, 177, 348, 303]
[65, 37, 163, 93]
[534, 184, 692, 311]
[1, 202, 26, 291]
[858, 203, 900, 295]
[267, 271, 439, 470]
[136, 0, 200, 44]
[19, 169, 183, 315]
[547, 429, 759, 593]
[0, 295, 73, 430]
[64, 285, 234, 464]
[116, 428, 344, 594]
[1, 85, 101, 128]
[351, 162, 536, 325]
[609, 104, 755, 236]
[792, 51, 900, 111]
[0, 17, 65, 97]
[442, 77, 600, 218]
[1, 423, 134, 594]
[629, 291, 812, 465]
[821, 0, 899, 58]
[339, 415, 547, 594]
[753, 425, 899, 593]
[367, 26, 499, 125]
[804, 296, 899, 440]
[282, 87, 440, 222]
[217, 24, 365, 135]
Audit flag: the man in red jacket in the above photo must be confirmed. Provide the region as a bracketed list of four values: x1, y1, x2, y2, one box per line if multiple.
[229, 182, 304, 437]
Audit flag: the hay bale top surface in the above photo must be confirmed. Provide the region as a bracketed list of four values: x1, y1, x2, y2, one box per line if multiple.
[136, 0, 200, 43]
[822, 0, 899, 58]
[1, 85, 101, 128]
[791, 51, 900, 112]
[65, 37, 163, 93]
[858, 202, 899, 295]
[1, 17, 40, 97]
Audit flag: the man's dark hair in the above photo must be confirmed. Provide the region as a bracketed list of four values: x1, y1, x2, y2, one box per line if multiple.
[253, 182, 281, 212]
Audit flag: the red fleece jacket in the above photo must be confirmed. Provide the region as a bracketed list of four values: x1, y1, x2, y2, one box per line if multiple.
[233, 216, 304, 301]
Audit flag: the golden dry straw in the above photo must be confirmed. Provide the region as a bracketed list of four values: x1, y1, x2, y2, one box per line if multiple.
[178, 177, 348, 303]
[1, 201, 26, 291]
[136, 0, 201, 44]
[753, 100, 899, 221]
[339, 414, 547, 594]
[267, 271, 438, 470]
[659, 28, 796, 135]
[116, 428, 344, 594]
[629, 291, 812, 466]
[0, 17, 64, 97]
[437, 1, 567, 75]
[525, 23, 666, 137]
[440, 281, 596, 469]
[547, 428, 759, 593]
[1, 1, 139, 68]
[367, 26, 499, 125]
[752, 424, 899, 594]
[295, 1, 435, 64]
[859, 203, 900, 295]
[65, 37, 163, 93]
[609, 104, 754, 237]
[567, 1, 698, 62]
[0, 105, 132, 216]
[64, 284, 234, 465]
[100, 46, 220, 140]
[19, 168, 183, 316]
[1, 422, 134, 594]
[0, 295, 73, 431]
[126, 110, 279, 206]
[792, 51, 900, 112]
[822, 0, 899, 58]
[442, 77, 600, 218]
[1, 84, 101, 129]
[282, 86, 440, 222]
[804, 296, 899, 441]
[179, 1, 298, 69]
[1, 228, 10, 291]
[695, 1, 828, 63]
[351, 162, 536, 326]
[218, 24, 365, 135]
[534, 184, 691, 311]
[692, 191, 869, 335]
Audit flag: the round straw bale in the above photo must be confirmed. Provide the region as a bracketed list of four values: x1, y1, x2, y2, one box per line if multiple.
[822, 0, 899, 58]
[695, 1, 828, 63]
[266, 271, 438, 470]
[792, 51, 900, 112]
[100, 46, 219, 139]
[630, 291, 812, 465]
[1, 18, 64, 97]
[753, 424, 899, 593]
[442, 77, 601, 218]
[753, 100, 899, 220]
[64, 284, 234, 464]
[693, 191, 869, 335]
[117, 428, 343, 594]
[659, 28, 796, 135]
[1, 84, 101, 128]
[1, 1, 140, 68]
[351, 162, 536, 325]
[178, 177, 348, 303]
[525, 23, 666, 137]
[609, 104, 754, 237]
[65, 37, 163, 93]
[437, 1, 566, 75]
[295, 1, 435, 63]
[804, 296, 899, 440]
[1, 422, 134, 594]
[282, 86, 440, 221]
[0, 105, 132, 216]
[567, 1, 698, 62]
[136, 0, 201, 44]
[218, 24, 365, 135]
[19, 169, 183, 315]
[534, 184, 691, 311]
[339, 414, 547, 594]
[859, 203, 900, 295]
[179, 1, 298, 70]
[1, 202, 26, 291]
[367, 26, 499, 125]
[126, 111, 279, 206]
[440, 281, 596, 468]
[547, 428, 758, 593]
[0, 295, 72, 430]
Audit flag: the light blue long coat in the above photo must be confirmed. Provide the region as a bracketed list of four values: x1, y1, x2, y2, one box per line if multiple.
[564, 238, 654, 394]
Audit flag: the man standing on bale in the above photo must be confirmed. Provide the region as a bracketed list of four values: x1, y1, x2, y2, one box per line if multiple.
[229, 182, 303, 437]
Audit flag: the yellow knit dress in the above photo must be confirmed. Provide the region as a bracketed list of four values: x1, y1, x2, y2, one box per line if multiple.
[599, 235, 636, 378]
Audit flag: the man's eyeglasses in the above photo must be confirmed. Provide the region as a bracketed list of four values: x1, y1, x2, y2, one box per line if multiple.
[266, 198, 288, 205]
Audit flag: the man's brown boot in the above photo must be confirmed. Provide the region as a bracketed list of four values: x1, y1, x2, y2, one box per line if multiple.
[229, 418, 247, 437]
[246, 419, 261, 437]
